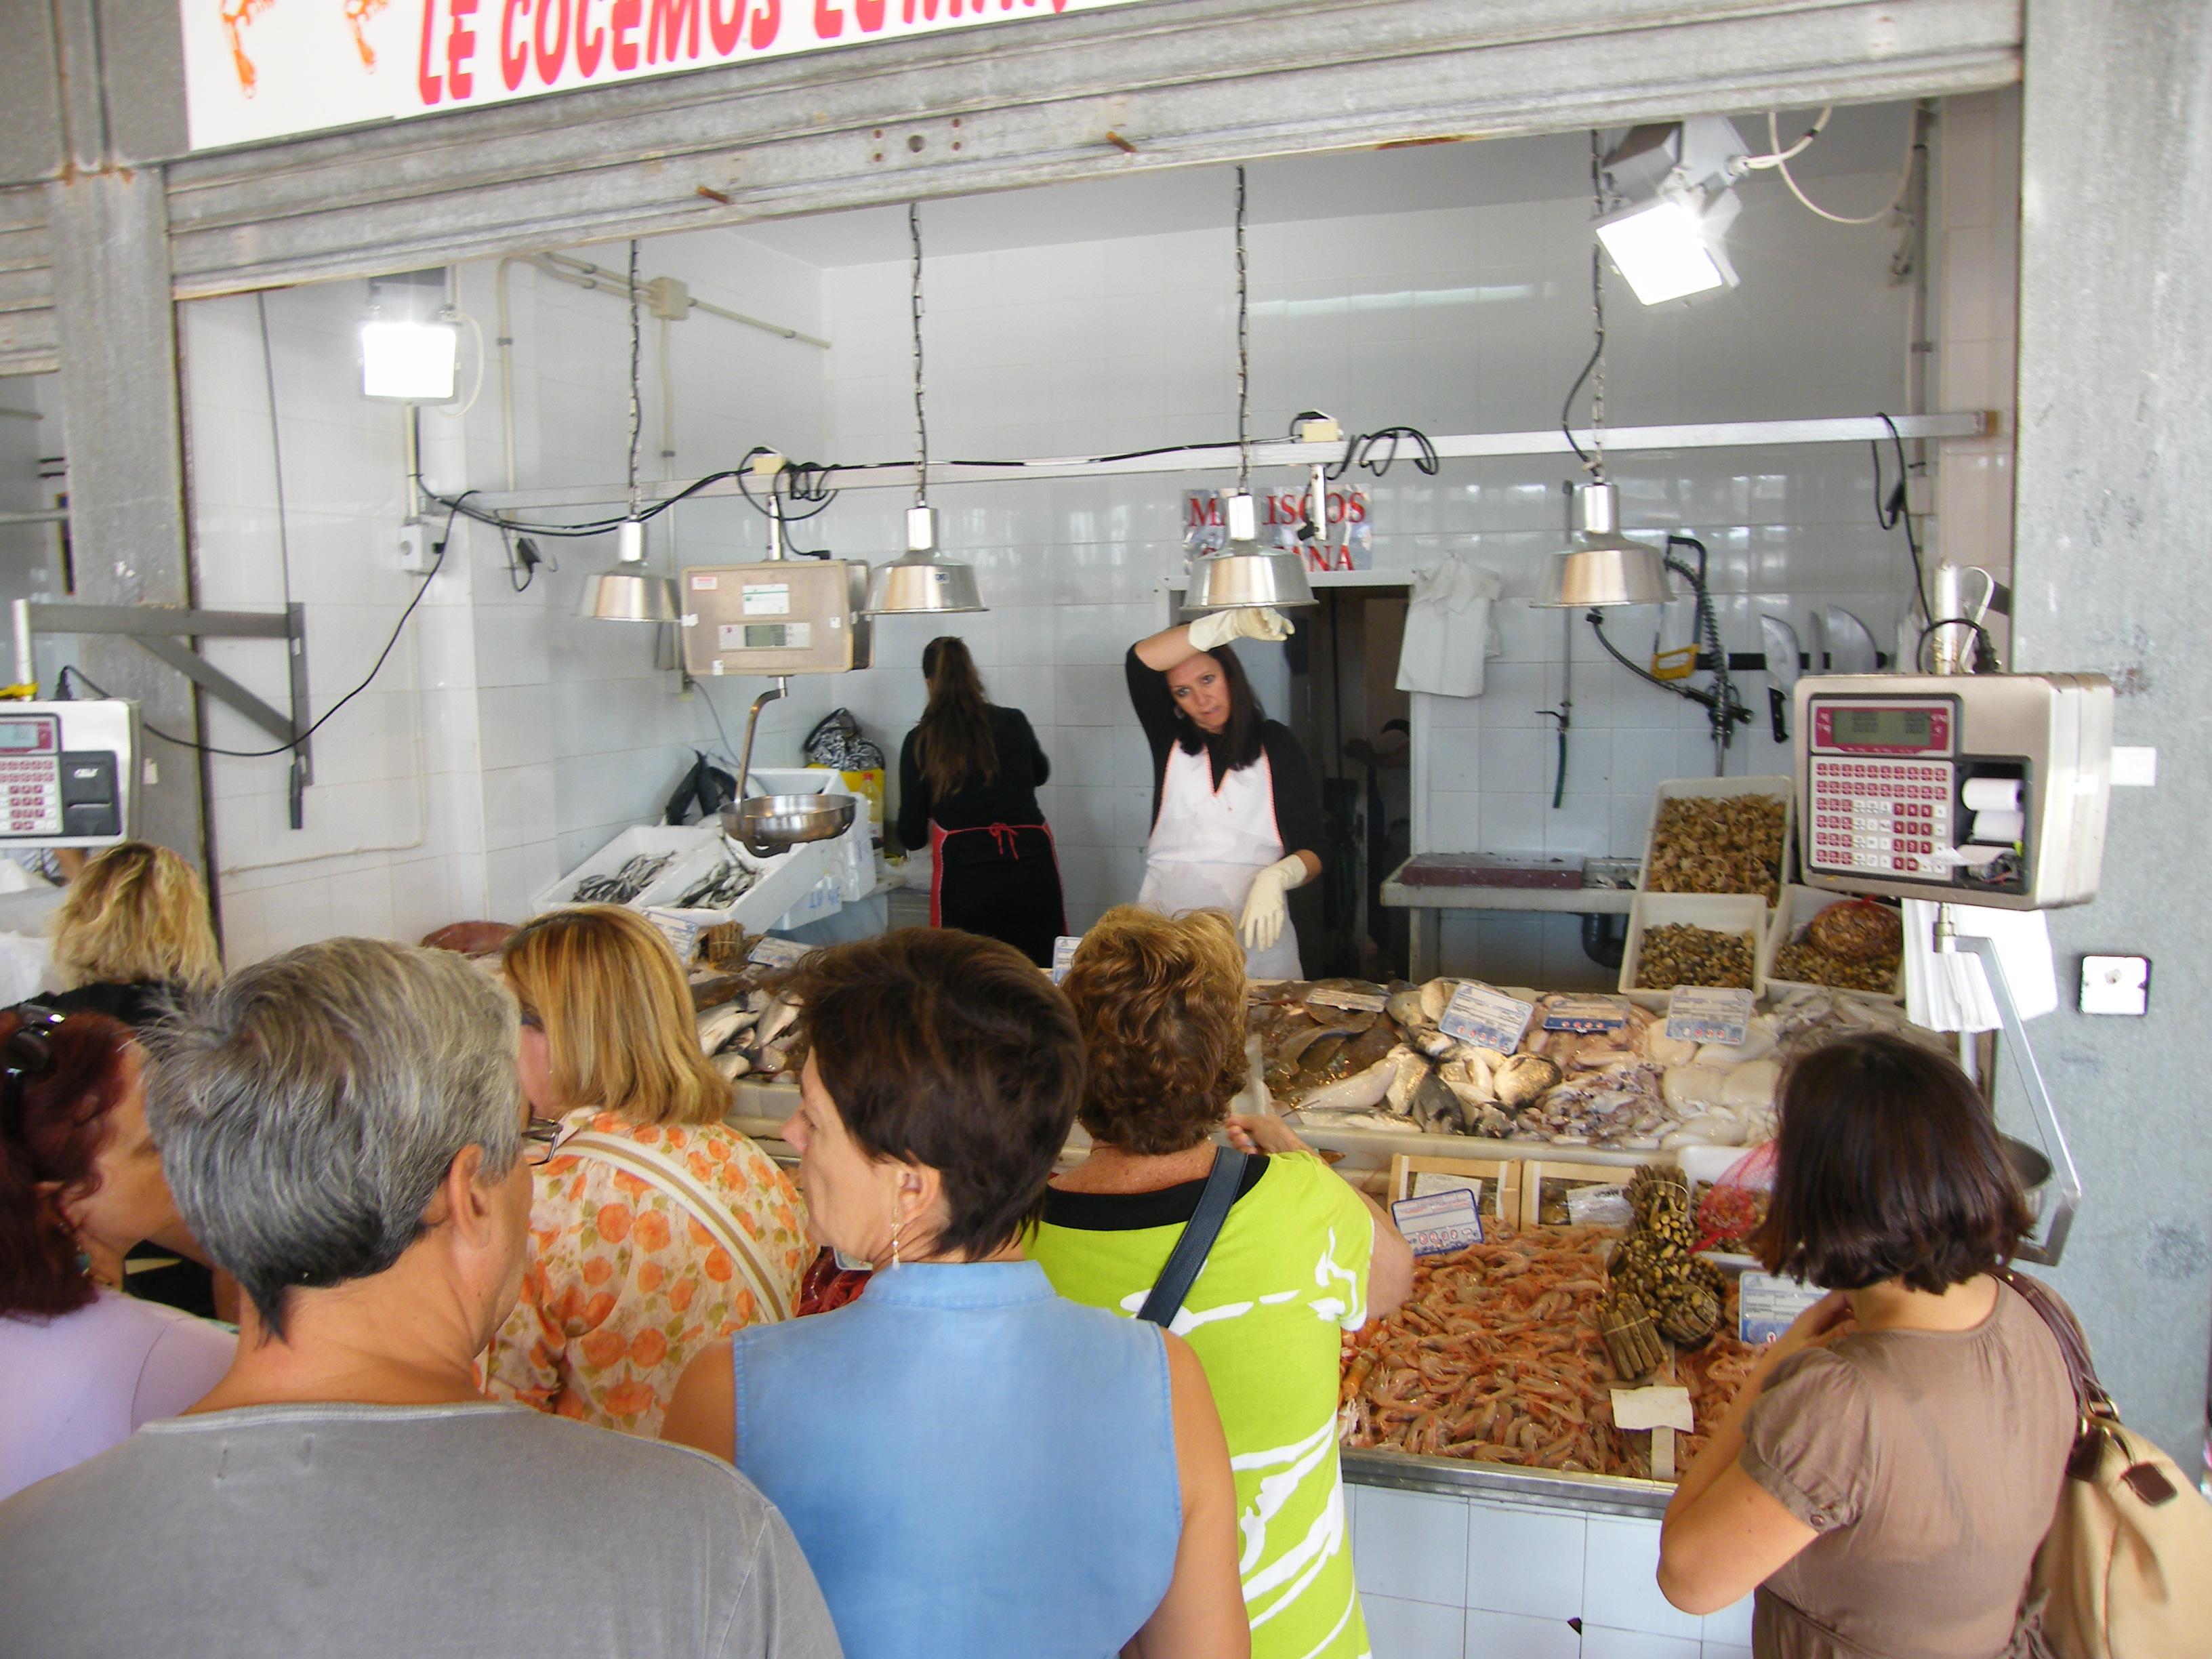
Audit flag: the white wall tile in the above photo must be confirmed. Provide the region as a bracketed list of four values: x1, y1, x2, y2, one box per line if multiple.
[1363, 1593, 1466, 1659]
[1580, 1630, 1701, 1659]
[1463, 1609, 1582, 1659]
[1701, 1597, 1755, 1649]
[1353, 1487, 1471, 1607]
[1582, 1517, 1703, 1642]
[1465, 1504, 1583, 1619]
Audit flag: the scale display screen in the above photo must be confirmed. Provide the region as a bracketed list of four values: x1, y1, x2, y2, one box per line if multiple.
[0, 720, 55, 754]
[1811, 699, 1953, 756]
[1834, 708, 1933, 748]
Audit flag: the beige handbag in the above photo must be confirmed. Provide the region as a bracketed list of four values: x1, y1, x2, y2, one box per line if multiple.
[2007, 1271, 2212, 1658]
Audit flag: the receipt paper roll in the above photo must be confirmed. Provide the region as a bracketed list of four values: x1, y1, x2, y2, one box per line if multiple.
[1961, 777, 2022, 813]
[1969, 808, 2026, 844]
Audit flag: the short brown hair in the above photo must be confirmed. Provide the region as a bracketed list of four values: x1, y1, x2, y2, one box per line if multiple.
[501, 906, 727, 1127]
[0, 1008, 136, 1318]
[1062, 905, 1247, 1156]
[790, 928, 1082, 1261]
[1759, 1032, 2033, 1293]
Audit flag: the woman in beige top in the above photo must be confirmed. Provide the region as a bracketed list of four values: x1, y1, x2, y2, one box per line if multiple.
[1657, 1033, 2077, 1659]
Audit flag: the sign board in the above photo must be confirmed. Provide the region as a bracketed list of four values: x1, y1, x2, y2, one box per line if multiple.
[180, 0, 1158, 152]
[1664, 986, 1756, 1047]
[1738, 1272, 1830, 1345]
[1391, 1188, 1483, 1257]
[1439, 981, 1536, 1052]
[1184, 489, 1373, 573]
[1050, 935, 1081, 983]
[747, 935, 814, 970]
[1542, 995, 1631, 1033]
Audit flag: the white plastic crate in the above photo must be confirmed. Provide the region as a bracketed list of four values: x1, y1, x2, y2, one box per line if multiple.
[1637, 775, 1796, 906]
[533, 823, 727, 917]
[1758, 884, 1906, 1002]
[1618, 891, 1769, 1009]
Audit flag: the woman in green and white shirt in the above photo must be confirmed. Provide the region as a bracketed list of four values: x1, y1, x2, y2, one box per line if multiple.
[1031, 905, 1414, 1659]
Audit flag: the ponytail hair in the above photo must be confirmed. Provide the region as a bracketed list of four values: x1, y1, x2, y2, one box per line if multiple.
[916, 636, 1000, 800]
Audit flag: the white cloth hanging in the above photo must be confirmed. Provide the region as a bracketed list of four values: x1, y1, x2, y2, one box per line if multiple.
[1902, 899, 2060, 1033]
[1397, 556, 1504, 697]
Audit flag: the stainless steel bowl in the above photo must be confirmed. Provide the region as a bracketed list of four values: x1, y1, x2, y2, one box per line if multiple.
[723, 793, 857, 857]
[2001, 1132, 2052, 1195]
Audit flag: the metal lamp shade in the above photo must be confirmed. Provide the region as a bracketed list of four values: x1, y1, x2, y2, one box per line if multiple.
[1535, 480, 1675, 607]
[1187, 544, 1317, 611]
[863, 552, 986, 616]
[579, 569, 681, 621]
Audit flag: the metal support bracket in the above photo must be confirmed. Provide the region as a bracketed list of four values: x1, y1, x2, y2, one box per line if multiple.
[1947, 928, 2082, 1267]
[12, 600, 314, 829]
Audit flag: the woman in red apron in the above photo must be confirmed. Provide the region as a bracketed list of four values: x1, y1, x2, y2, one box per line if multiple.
[895, 636, 1065, 968]
[1128, 609, 1324, 979]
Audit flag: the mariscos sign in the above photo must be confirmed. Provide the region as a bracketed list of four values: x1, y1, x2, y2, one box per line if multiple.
[180, 0, 1154, 151]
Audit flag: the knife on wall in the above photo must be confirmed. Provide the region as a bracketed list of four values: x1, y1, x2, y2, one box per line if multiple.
[1761, 614, 1800, 742]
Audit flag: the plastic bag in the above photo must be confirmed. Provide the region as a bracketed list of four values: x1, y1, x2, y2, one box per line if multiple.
[804, 709, 883, 771]
[1692, 1141, 1776, 1256]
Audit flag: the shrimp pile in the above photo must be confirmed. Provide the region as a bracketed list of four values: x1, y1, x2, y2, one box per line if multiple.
[1340, 1226, 1761, 1481]
[1340, 1227, 1619, 1473]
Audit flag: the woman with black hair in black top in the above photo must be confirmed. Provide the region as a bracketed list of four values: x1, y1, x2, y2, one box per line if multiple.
[1128, 607, 1324, 979]
[896, 636, 1066, 968]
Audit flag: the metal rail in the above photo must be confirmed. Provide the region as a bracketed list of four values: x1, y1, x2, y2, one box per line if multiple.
[463, 411, 1994, 515]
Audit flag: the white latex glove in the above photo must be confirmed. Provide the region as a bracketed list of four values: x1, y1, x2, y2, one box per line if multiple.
[1239, 855, 1309, 952]
[1188, 606, 1292, 652]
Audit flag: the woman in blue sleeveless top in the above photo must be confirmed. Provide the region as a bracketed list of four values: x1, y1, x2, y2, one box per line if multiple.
[664, 929, 1248, 1659]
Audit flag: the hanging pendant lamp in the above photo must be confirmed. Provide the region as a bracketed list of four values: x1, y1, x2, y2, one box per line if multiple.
[583, 240, 682, 623]
[1536, 193, 1673, 611]
[864, 205, 985, 616]
[1186, 166, 1315, 613]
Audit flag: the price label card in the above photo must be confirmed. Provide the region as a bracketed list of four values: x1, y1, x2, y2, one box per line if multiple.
[1391, 1189, 1484, 1257]
[643, 909, 703, 963]
[1050, 935, 1083, 984]
[1565, 1183, 1635, 1228]
[1610, 1385, 1695, 1433]
[1544, 995, 1632, 1033]
[1665, 986, 1756, 1046]
[747, 937, 815, 971]
[1739, 1272, 1831, 1345]
[1439, 981, 1536, 1052]
[1410, 1172, 1483, 1208]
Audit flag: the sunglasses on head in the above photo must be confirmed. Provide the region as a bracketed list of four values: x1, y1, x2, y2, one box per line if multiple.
[0, 1002, 65, 1141]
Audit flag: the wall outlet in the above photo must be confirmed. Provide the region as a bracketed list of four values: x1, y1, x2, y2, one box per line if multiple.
[398, 518, 436, 574]
[2078, 955, 2151, 1017]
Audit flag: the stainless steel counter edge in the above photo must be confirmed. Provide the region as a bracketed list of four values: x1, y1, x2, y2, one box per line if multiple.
[1341, 1448, 1673, 1519]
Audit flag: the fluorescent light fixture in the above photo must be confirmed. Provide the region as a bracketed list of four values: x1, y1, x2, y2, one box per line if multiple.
[1596, 186, 1742, 306]
[360, 316, 460, 402]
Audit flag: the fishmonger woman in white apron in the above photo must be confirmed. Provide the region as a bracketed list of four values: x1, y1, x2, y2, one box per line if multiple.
[1126, 609, 1324, 979]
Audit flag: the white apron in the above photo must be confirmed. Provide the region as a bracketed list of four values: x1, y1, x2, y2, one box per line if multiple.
[1136, 742, 1303, 980]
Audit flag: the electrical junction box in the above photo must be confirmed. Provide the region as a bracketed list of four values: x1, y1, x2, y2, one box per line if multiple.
[680, 561, 872, 677]
[2078, 956, 2150, 1017]
[398, 519, 436, 574]
[0, 700, 138, 847]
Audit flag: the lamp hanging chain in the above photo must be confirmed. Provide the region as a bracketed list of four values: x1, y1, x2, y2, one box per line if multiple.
[625, 238, 642, 520]
[910, 202, 929, 507]
[1234, 165, 1251, 497]
[1586, 134, 1607, 483]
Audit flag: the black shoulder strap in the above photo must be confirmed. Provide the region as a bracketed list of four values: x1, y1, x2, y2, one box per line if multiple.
[1136, 1147, 1250, 1328]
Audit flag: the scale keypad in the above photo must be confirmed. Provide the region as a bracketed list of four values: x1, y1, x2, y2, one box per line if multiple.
[0, 756, 61, 837]
[1809, 757, 1952, 878]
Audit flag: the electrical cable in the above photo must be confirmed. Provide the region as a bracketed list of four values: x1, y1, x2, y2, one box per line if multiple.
[626, 239, 642, 522]
[1233, 165, 1251, 497]
[1916, 617, 2001, 674]
[63, 500, 459, 759]
[1769, 106, 1918, 226]
[1740, 106, 1831, 169]
[910, 201, 929, 508]
[1872, 411, 1932, 622]
[1326, 427, 1439, 481]
[1562, 131, 1608, 471]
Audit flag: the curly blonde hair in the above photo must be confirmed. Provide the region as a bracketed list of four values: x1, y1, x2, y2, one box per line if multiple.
[1061, 904, 1249, 1156]
[50, 842, 222, 993]
[501, 905, 726, 1127]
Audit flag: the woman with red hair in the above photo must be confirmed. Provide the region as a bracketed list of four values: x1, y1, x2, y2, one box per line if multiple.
[0, 1005, 232, 1500]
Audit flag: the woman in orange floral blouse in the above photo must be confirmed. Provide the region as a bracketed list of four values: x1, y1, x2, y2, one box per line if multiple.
[483, 905, 806, 1434]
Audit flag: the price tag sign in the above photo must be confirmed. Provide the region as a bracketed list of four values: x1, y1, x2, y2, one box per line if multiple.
[1050, 935, 1083, 984]
[1610, 1385, 1695, 1433]
[1439, 981, 1536, 1052]
[1391, 1189, 1484, 1256]
[1410, 1172, 1483, 1208]
[1307, 986, 1388, 1013]
[1665, 986, 1756, 1047]
[1738, 1272, 1831, 1345]
[643, 909, 704, 963]
[1543, 995, 1632, 1033]
[747, 937, 815, 971]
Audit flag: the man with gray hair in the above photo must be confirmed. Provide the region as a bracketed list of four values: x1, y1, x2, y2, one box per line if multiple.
[0, 938, 841, 1659]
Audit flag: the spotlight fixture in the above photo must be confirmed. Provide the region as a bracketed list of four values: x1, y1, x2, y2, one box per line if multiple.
[359, 269, 463, 402]
[863, 204, 985, 616]
[1596, 117, 1749, 306]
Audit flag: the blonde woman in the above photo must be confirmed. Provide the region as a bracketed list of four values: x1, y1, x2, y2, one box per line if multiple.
[47, 842, 222, 1027]
[485, 906, 807, 1435]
